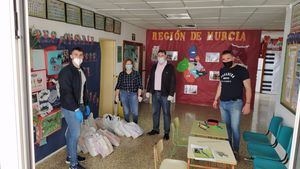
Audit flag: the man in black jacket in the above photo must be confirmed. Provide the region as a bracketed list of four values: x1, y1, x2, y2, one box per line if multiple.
[146, 50, 176, 140]
[59, 47, 90, 169]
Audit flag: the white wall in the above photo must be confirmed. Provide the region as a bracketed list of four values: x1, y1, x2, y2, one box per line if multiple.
[29, 16, 146, 74]
[274, 6, 295, 127]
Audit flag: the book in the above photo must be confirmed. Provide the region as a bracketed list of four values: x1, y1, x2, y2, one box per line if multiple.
[191, 144, 215, 161]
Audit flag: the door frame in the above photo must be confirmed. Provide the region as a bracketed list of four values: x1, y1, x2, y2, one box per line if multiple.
[123, 40, 143, 73]
[123, 40, 145, 88]
[99, 39, 116, 116]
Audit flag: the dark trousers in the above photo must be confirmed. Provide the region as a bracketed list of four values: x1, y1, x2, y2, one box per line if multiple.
[152, 91, 171, 134]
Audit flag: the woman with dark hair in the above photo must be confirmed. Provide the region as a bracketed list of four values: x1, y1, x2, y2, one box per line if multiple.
[115, 58, 143, 124]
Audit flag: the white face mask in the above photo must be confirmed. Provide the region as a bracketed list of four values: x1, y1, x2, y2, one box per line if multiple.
[125, 64, 133, 71]
[72, 58, 83, 66]
[158, 57, 166, 64]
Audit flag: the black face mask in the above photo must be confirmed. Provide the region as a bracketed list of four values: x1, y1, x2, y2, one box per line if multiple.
[223, 61, 233, 68]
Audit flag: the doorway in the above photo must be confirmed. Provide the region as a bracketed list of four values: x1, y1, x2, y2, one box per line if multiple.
[99, 39, 116, 116]
[123, 40, 145, 88]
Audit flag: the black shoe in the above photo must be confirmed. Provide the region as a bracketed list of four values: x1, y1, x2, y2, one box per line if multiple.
[163, 134, 169, 140]
[244, 157, 253, 161]
[147, 130, 159, 135]
[69, 163, 86, 169]
[66, 155, 86, 164]
[234, 151, 240, 161]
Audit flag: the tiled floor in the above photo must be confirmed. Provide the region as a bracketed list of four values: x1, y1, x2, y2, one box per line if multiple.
[36, 93, 275, 169]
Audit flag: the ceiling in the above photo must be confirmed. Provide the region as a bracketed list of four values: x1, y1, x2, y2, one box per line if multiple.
[69, 0, 296, 30]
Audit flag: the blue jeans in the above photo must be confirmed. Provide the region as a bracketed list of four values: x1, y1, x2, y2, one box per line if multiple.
[219, 99, 243, 152]
[120, 90, 139, 123]
[62, 108, 81, 167]
[152, 91, 171, 134]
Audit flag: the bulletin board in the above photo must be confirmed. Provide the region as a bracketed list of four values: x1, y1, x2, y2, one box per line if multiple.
[280, 32, 300, 114]
[30, 29, 101, 162]
[146, 30, 261, 106]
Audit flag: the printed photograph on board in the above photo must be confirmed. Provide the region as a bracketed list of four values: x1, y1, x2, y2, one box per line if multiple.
[205, 52, 220, 62]
[184, 85, 198, 95]
[209, 71, 220, 81]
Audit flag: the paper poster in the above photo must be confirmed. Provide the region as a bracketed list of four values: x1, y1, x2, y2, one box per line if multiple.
[291, 2, 300, 33]
[32, 92, 40, 115]
[166, 51, 178, 61]
[32, 92, 38, 104]
[47, 87, 60, 108]
[39, 138, 47, 146]
[205, 52, 220, 62]
[188, 61, 206, 79]
[31, 49, 46, 70]
[229, 44, 249, 67]
[189, 45, 197, 61]
[36, 109, 62, 140]
[280, 39, 300, 114]
[38, 89, 50, 102]
[46, 50, 63, 75]
[31, 70, 47, 92]
[62, 49, 70, 67]
[39, 102, 53, 117]
[32, 103, 40, 116]
[178, 57, 206, 82]
[191, 144, 215, 161]
[151, 46, 160, 61]
[209, 71, 220, 81]
[177, 58, 189, 72]
[184, 85, 198, 95]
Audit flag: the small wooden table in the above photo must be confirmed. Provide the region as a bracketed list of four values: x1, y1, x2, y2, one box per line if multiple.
[187, 136, 237, 169]
[190, 121, 228, 140]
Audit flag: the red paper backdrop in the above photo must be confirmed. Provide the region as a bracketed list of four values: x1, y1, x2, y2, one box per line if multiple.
[146, 30, 261, 107]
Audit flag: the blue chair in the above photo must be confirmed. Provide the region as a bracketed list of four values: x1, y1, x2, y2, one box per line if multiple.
[243, 116, 283, 146]
[247, 126, 293, 161]
[253, 137, 292, 169]
[253, 158, 287, 169]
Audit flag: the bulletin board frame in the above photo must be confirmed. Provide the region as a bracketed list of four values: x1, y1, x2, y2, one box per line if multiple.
[280, 43, 300, 114]
[46, 0, 66, 23]
[28, 0, 47, 19]
[81, 9, 95, 28]
[95, 13, 105, 30]
[105, 17, 114, 32]
[113, 20, 121, 34]
[66, 3, 82, 25]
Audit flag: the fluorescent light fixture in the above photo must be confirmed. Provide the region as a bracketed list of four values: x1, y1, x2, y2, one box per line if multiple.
[177, 24, 196, 28]
[165, 13, 191, 19]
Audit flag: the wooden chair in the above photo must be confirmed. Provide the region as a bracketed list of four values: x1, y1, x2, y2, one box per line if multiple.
[154, 139, 187, 169]
[170, 117, 188, 157]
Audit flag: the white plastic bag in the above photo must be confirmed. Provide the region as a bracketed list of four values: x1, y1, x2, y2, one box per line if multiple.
[119, 120, 132, 137]
[123, 122, 144, 139]
[103, 114, 125, 136]
[95, 134, 113, 158]
[78, 124, 93, 154]
[84, 134, 99, 157]
[95, 117, 106, 130]
[103, 135, 113, 154]
[97, 129, 120, 147]
[85, 113, 97, 130]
